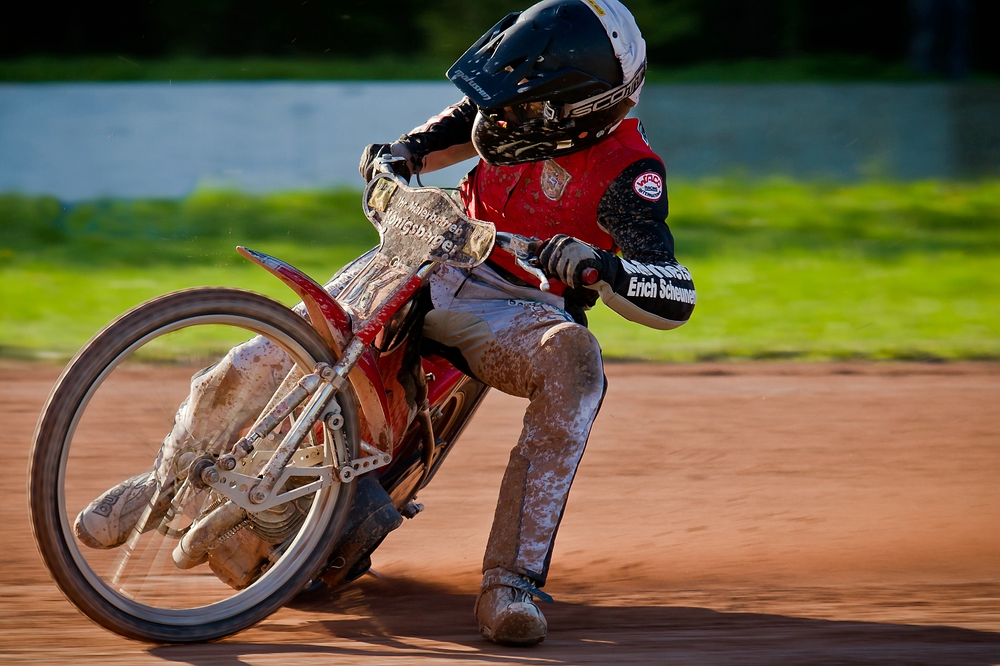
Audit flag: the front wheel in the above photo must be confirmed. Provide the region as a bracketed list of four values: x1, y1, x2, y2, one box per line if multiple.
[29, 287, 359, 643]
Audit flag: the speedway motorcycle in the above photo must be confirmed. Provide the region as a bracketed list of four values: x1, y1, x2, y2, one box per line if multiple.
[28, 160, 555, 643]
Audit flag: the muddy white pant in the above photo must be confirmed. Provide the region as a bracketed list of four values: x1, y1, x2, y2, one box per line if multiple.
[156, 263, 605, 587]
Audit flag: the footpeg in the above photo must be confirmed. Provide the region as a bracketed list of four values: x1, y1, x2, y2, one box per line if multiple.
[338, 441, 392, 482]
[401, 501, 424, 519]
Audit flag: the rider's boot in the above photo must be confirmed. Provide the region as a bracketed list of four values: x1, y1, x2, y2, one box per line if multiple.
[73, 471, 171, 549]
[474, 567, 548, 646]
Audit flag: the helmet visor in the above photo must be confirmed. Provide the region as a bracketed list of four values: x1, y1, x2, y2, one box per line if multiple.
[501, 101, 547, 124]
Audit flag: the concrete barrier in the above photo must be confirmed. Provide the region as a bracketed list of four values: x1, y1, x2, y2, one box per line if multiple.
[1, 82, 998, 199]
[638, 84, 1000, 180]
[0, 82, 470, 199]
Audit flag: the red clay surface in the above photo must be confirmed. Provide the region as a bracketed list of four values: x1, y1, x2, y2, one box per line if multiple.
[2, 359, 999, 664]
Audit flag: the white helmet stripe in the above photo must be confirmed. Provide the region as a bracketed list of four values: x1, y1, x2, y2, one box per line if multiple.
[577, 0, 647, 105]
[551, 61, 645, 119]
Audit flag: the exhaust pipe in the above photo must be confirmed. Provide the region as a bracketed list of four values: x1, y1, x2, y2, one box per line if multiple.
[172, 501, 247, 569]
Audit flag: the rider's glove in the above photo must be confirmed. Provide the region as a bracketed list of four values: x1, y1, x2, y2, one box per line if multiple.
[359, 143, 412, 183]
[537, 234, 613, 289]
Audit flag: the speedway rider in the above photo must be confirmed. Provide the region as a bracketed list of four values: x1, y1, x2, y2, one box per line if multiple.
[72, 0, 694, 648]
[359, 0, 695, 645]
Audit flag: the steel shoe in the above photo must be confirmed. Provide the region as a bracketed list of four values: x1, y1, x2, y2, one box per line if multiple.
[475, 567, 550, 646]
[73, 472, 171, 549]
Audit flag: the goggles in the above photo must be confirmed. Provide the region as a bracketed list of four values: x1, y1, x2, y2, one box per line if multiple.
[542, 61, 645, 120]
[487, 61, 644, 127]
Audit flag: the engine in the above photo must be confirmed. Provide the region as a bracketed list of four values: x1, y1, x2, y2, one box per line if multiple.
[194, 490, 312, 590]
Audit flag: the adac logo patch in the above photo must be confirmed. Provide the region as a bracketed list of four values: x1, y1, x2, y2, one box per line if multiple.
[633, 171, 663, 201]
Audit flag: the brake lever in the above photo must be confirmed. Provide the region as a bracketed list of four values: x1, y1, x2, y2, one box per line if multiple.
[373, 155, 410, 184]
[515, 257, 551, 293]
[495, 232, 551, 292]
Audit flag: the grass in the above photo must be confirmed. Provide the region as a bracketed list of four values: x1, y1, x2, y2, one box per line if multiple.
[3, 55, 986, 83]
[1, 188, 377, 266]
[2, 180, 999, 362]
[0, 188, 377, 359]
[591, 251, 1000, 361]
[591, 179, 1000, 360]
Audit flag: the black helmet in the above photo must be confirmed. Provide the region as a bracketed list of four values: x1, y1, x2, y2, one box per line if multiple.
[448, 0, 647, 166]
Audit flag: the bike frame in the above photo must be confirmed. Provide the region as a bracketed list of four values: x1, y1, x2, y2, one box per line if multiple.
[224, 173, 498, 515]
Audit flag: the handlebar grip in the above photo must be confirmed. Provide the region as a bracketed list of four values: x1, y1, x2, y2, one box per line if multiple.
[581, 267, 600, 285]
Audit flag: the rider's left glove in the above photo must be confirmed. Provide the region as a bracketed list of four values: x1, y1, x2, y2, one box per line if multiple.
[537, 234, 614, 289]
[359, 143, 413, 183]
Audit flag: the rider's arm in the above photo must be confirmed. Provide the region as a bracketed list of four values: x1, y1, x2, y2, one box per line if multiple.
[395, 97, 479, 175]
[593, 158, 696, 330]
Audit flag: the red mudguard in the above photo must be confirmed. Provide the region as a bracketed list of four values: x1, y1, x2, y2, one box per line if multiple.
[237, 247, 393, 451]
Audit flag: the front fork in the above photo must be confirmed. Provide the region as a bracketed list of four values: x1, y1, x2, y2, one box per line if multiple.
[190, 264, 435, 515]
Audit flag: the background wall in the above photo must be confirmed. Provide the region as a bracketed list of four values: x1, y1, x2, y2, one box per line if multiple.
[2, 82, 998, 200]
[0, 82, 472, 198]
[640, 83, 1000, 179]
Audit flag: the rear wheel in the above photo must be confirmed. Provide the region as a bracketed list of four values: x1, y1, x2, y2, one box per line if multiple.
[29, 287, 359, 643]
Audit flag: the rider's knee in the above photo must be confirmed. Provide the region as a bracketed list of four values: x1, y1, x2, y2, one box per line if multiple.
[226, 335, 290, 374]
[534, 322, 604, 398]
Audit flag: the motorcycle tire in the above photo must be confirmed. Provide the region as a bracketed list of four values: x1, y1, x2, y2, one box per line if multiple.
[29, 287, 359, 643]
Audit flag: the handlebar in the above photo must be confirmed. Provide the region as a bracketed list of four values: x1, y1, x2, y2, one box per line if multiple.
[372, 160, 599, 292]
[495, 233, 600, 290]
[373, 154, 411, 184]
[494, 232, 600, 291]
[495, 232, 551, 292]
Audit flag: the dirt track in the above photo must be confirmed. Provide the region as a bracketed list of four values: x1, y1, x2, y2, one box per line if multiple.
[2, 360, 999, 665]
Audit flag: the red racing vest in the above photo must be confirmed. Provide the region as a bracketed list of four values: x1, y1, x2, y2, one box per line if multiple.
[459, 118, 661, 296]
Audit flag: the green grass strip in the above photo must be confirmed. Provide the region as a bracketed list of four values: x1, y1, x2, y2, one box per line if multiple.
[591, 252, 1000, 361]
[2, 179, 998, 362]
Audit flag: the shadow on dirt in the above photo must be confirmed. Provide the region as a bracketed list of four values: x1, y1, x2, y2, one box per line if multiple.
[147, 576, 1000, 666]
